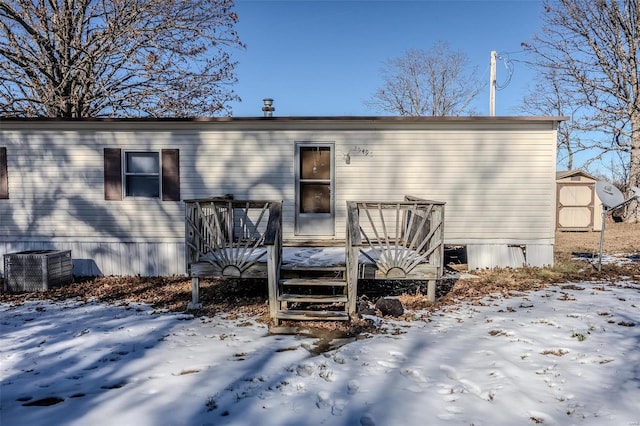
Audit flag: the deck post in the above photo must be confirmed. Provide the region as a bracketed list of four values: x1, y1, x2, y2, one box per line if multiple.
[427, 203, 444, 302]
[346, 202, 361, 316]
[265, 202, 283, 323]
[187, 277, 202, 310]
[426, 280, 436, 302]
[267, 246, 279, 320]
[346, 246, 359, 315]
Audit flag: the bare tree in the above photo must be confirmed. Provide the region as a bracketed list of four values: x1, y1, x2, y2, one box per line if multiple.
[525, 0, 640, 221]
[0, 0, 244, 118]
[520, 68, 592, 170]
[366, 41, 483, 117]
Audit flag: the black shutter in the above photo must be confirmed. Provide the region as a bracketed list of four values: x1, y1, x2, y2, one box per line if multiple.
[104, 148, 122, 200]
[0, 147, 8, 199]
[162, 149, 180, 201]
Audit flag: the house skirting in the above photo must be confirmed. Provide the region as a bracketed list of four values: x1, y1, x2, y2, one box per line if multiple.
[0, 238, 185, 277]
[0, 239, 555, 277]
[466, 243, 554, 269]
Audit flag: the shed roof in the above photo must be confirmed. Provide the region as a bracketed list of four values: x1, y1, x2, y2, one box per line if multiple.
[556, 170, 597, 181]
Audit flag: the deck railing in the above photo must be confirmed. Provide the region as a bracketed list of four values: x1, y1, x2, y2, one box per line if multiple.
[184, 196, 441, 318]
[346, 196, 445, 311]
[184, 197, 282, 278]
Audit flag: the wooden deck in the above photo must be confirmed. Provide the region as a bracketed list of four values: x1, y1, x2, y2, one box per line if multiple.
[184, 196, 444, 323]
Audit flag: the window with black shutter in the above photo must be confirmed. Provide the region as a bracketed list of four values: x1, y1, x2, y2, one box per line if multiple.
[104, 148, 179, 201]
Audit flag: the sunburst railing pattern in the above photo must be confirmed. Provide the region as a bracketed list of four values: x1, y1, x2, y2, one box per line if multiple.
[346, 196, 445, 307]
[185, 198, 282, 277]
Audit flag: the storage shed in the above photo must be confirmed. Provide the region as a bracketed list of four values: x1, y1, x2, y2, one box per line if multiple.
[0, 116, 565, 276]
[556, 170, 603, 232]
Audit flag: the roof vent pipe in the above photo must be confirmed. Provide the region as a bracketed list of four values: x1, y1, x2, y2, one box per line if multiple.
[262, 98, 275, 117]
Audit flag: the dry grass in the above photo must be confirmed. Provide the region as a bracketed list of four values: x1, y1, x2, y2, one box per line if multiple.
[554, 220, 640, 256]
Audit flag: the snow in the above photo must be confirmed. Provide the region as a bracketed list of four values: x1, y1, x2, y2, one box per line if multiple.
[203, 246, 426, 269]
[2, 279, 640, 425]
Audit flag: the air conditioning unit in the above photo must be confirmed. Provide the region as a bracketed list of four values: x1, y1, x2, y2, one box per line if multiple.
[3, 250, 73, 292]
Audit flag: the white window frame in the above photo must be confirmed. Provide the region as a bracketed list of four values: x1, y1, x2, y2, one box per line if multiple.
[123, 151, 161, 198]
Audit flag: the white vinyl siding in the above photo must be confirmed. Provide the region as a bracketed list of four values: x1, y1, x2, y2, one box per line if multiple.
[0, 118, 559, 275]
[178, 128, 556, 244]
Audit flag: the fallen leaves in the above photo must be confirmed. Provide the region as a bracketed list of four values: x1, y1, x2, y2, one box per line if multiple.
[0, 275, 269, 319]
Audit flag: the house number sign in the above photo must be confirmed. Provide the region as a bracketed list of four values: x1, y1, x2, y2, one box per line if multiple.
[351, 146, 373, 156]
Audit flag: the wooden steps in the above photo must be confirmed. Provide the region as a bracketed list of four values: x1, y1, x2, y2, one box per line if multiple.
[279, 294, 348, 303]
[276, 310, 350, 321]
[280, 278, 346, 287]
[275, 267, 350, 323]
[281, 265, 346, 273]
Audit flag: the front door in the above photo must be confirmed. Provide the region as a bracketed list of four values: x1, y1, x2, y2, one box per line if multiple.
[295, 143, 335, 236]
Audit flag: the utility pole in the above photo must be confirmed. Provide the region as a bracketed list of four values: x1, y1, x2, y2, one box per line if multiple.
[489, 50, 496, 116]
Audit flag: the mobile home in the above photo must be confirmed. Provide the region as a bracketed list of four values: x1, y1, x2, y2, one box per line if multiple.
[0, 116, 564, 277]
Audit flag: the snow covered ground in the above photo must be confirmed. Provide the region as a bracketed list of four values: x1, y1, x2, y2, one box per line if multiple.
[2, 278, 639, 426]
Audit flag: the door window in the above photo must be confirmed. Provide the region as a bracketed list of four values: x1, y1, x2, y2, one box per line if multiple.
[299, 146, 331, 213]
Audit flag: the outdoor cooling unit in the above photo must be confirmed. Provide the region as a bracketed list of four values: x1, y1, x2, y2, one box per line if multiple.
[3, 250, 73, 292]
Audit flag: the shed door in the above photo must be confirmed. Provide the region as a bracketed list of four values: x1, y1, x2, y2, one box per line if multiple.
[295, 143, 335, 236]
[557, 184, 594, 230]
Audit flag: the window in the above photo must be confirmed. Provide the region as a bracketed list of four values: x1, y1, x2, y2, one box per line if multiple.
[125, 152, 160, 197]
[104, 148, 180, 201]
[299, 146, 331, 213]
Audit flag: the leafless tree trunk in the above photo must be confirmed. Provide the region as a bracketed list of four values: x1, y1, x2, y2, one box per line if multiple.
[0, 0, 244, 118]
[366, 41, 483, 117]
[525, 0, 640, 221]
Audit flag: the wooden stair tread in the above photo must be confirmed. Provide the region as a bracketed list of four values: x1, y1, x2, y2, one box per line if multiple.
[280, 278, 347, 287]
[281, 264, 346, 272]
[277, 248, 350, 323]
[276, 310, 350, 321]
[279, 294, 348, 303]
